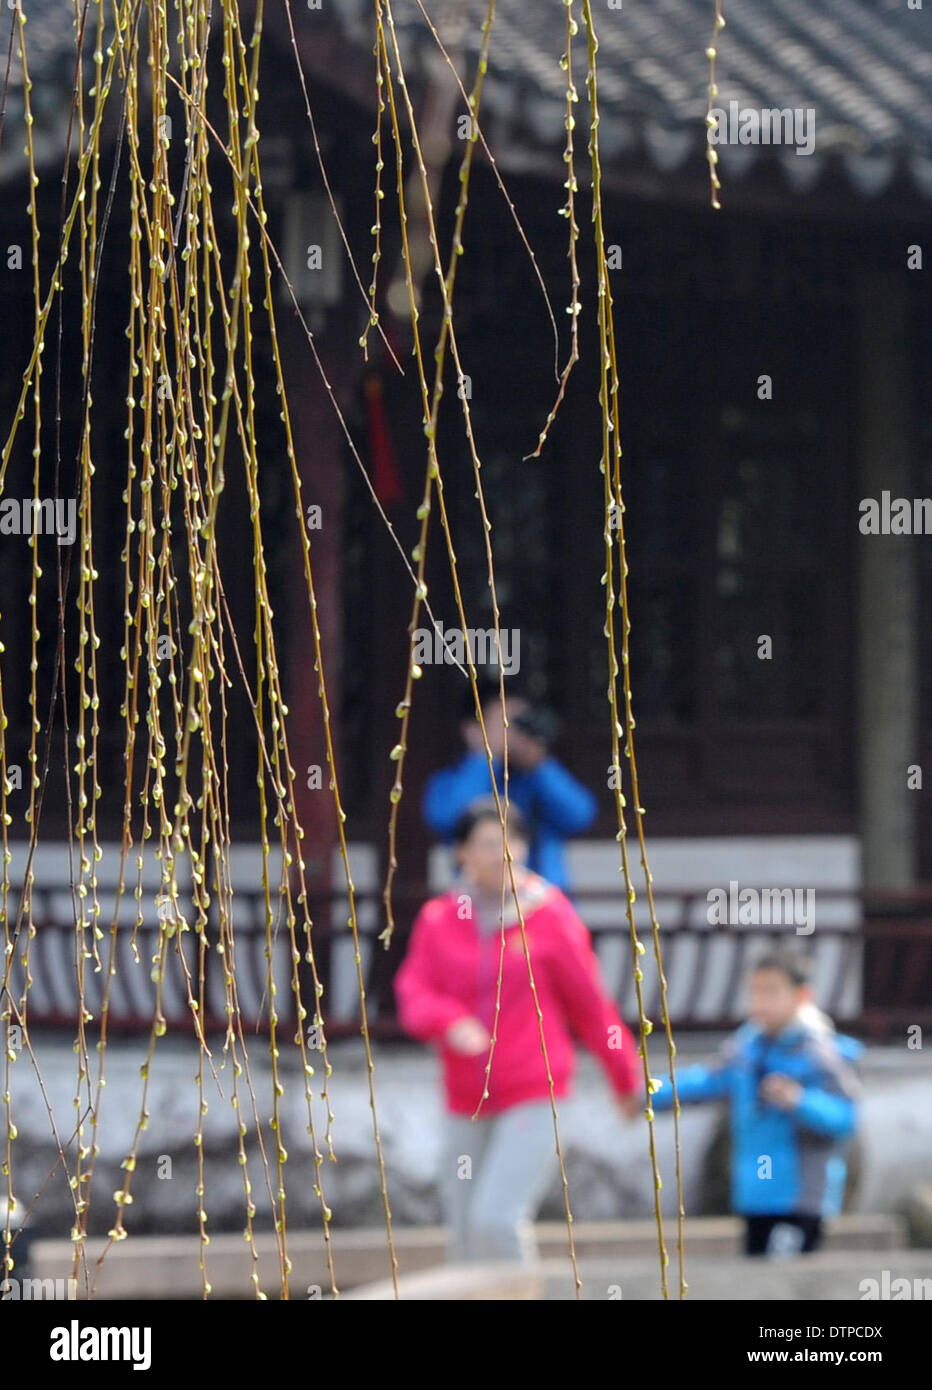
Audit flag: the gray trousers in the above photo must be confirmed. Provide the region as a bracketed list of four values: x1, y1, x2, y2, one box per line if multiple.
[440, 1098, 560, 1265]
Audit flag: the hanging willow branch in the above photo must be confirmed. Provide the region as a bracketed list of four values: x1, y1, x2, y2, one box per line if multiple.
[0, 0, 686, 1301]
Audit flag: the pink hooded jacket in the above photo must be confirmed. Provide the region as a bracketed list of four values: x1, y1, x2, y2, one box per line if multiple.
[394, 877, 641, 1115]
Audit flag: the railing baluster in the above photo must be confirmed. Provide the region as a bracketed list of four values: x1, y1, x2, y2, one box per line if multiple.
[10, 880, 932, 1039]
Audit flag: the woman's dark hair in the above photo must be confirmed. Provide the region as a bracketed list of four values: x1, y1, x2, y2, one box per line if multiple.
[751, 948, 812, 987]
[452, 797, 531, 846]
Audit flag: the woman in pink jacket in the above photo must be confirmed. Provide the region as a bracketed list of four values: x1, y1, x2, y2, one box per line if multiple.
[394, 799, 642, 1264]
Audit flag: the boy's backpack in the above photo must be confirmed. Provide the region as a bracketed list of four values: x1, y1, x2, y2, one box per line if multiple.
[833, 1032, 864, 1207]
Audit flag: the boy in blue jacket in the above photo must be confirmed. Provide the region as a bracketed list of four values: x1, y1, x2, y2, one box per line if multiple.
[652, 949, 861, 1256]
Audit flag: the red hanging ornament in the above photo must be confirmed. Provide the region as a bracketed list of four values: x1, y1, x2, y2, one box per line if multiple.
[365, 374, 403, 507]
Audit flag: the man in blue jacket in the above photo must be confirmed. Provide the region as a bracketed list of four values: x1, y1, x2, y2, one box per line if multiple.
[423, 687, 596, 895]
[652, 949, 861, 1256]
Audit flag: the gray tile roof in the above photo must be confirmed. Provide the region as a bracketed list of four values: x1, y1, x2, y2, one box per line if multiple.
[0, 0, 95, 179]
[333, 0, 932, 197]
[4, 0, 932, 197]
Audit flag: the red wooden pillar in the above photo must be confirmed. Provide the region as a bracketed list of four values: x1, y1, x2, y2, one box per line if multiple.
[283, 329, 353, 898]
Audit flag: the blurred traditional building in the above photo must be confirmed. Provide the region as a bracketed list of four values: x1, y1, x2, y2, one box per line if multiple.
[1, 0, 931, 1035]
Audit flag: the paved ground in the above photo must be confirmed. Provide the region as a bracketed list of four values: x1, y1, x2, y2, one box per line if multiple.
[8, 1033, 932, 1237]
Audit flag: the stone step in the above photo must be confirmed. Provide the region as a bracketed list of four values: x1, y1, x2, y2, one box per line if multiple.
[538, 1250, 932, 1301]
[25, 1212, 906, 1300]
[347, 1249, 932, 1302]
